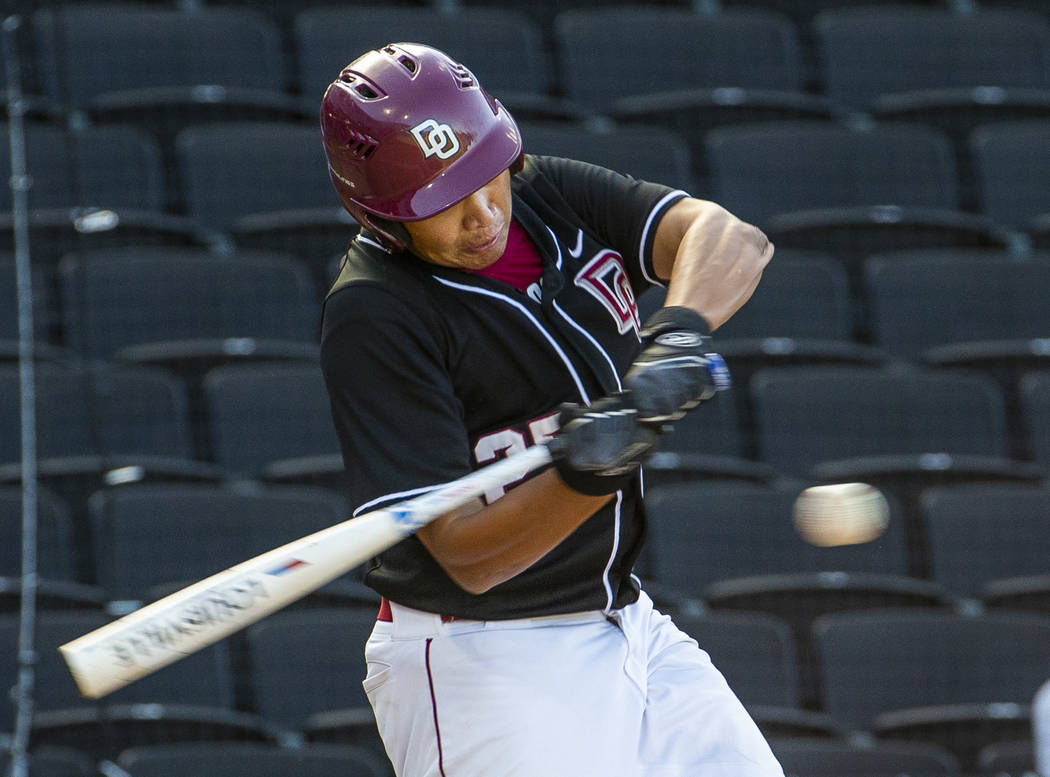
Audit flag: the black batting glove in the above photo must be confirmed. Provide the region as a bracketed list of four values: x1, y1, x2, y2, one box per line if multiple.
[624, 306, 731, 424]
[548, 393, 659, 496]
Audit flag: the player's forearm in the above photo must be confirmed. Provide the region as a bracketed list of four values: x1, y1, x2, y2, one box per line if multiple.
[653, 198, 772, 330]
[417, 468, 611, 594]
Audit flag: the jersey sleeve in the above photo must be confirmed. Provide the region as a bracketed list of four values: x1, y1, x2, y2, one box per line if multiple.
[320, 281, 473, 515]
[530, 155, 688, 289]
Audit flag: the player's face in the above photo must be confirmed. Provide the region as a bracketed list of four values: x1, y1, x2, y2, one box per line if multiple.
[404, 170, 512, 270]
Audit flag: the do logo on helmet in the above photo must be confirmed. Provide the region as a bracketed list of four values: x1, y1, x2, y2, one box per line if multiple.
[410, 118, 461, 160]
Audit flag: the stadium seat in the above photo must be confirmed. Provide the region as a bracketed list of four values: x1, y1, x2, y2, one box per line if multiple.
[814, 5, 1050, 205]
[0, 253, 66, 362]
[175, 122, 339, 233]
[815, 7, 1050, 110]
[33, 6, 291, 106]
[639, 389, 779, 491]
[971, 120, 1050, 234]
[919, 484, 1050, 607]
[202, 362, 344, 486]
[695, 250, 886, 379]
[0, 362, 223, 532]
[517, 121, 696, 193]
[246, 608, 379, 726]
[87, 483, 348, 610]
[31, 4, 308, 210]
[667, 609, 844, 739]
[670, 610, 802, 710]
[0, 122, 166, 214]
[0, 486, 77, 581]
[767, 736, 960, 777]
[553, 7, 824, 114]
[294, 7, 582, 123]
[864, 249, 1050, 458]
[56, 248, 320, 415]
[175, 121, 354, 290]
[246, 608, 388, 759]
[864, 250, 1050, 360]
[116, 742, 390, 777]
[749, 365, 1043, 575]
[814, 610, 1050, 772]
[0, 486, 104, 611]
[705, 121, 1018, 300]
[553, 7, 837, 188]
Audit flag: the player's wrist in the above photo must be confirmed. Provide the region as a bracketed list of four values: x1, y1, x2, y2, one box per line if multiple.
[640, 305, 712, 342]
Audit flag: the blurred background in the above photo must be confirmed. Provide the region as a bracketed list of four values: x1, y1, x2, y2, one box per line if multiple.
[2, 0, 1050, 775]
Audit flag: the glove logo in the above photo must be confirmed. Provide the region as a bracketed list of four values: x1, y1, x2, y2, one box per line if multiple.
[575, 250, 641, 336]
[654, 331, 704, 347]
[410, 119, 461, 160]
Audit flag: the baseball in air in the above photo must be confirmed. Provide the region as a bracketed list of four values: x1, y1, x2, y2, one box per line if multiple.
[792, 482, 890, 546]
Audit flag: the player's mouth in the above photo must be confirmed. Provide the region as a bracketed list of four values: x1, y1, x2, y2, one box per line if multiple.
[465, 227, 504, 255]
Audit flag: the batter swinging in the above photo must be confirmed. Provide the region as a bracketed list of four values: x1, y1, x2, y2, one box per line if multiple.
[319, 43, 783, 777]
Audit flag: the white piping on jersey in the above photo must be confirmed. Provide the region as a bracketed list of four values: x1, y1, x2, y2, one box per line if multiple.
[638, 189, 689, 287]
[541, 224, 621, 388]
[543, 224, 624, 611]
[567, 228, 584, 259]
[431, 276, 592, 405]
[552, 298, 623, 391]
[355, 233, 391, 253]
[600, 490, 625, 612]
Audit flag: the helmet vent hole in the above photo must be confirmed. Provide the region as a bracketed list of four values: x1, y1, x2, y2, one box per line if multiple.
[382, 46, 419, 75]
[345, 129, 379, 159]
[448, 63, 476, 90]
[355, 83, 379, 99]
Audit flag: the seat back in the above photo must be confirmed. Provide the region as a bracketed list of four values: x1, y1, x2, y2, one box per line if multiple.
[705, 122, 959, 225]
[246, 608, 379, 727]
[971, 121, 1050, 230]
[58, 248, 319, 359]
[89, 484, 347, 605]
[203, 362, 342, 478]
[554, 7, 806, 112]
[295, 6, 550, 108]
[33, 5, 288, 106]
[749, 366, 1010, 477]
[864, 250, 1050, 358]
[176, 122, 338, 231]
[0, 123, 165, 212]
[815, 610, 1050, 729]
[814, 6, 1050, 110]
[920, 484, 1050, 598]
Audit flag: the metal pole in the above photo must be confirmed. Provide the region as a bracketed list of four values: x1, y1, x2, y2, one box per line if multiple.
[3, 13, 40, 777]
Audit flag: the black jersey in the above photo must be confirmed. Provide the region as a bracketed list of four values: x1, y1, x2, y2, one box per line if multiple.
[320, 155, 687, 619]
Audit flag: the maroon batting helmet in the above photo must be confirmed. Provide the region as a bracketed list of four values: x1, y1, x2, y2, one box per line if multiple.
[320, 42, 523, 250]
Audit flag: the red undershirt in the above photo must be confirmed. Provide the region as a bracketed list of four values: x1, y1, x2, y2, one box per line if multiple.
[465, 219, 543, 292]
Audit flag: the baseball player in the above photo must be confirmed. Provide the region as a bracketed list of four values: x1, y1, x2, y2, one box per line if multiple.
[319, 43, 783, 777]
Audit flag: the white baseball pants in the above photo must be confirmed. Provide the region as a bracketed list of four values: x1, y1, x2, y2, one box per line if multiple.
[362, 590, 785, 777]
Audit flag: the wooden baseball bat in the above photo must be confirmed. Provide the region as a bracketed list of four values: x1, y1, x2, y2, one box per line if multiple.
[60, 444, 553, 699]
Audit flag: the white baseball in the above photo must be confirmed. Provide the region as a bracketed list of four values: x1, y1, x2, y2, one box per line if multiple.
[792, 482, 890, 547]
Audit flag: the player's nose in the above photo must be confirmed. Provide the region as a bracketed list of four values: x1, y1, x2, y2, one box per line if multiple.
[460, 188, 499, 230]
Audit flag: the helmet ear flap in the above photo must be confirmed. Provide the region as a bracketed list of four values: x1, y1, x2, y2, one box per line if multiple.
[343, 204, 409, 252]
[368, 217, 412, 252]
